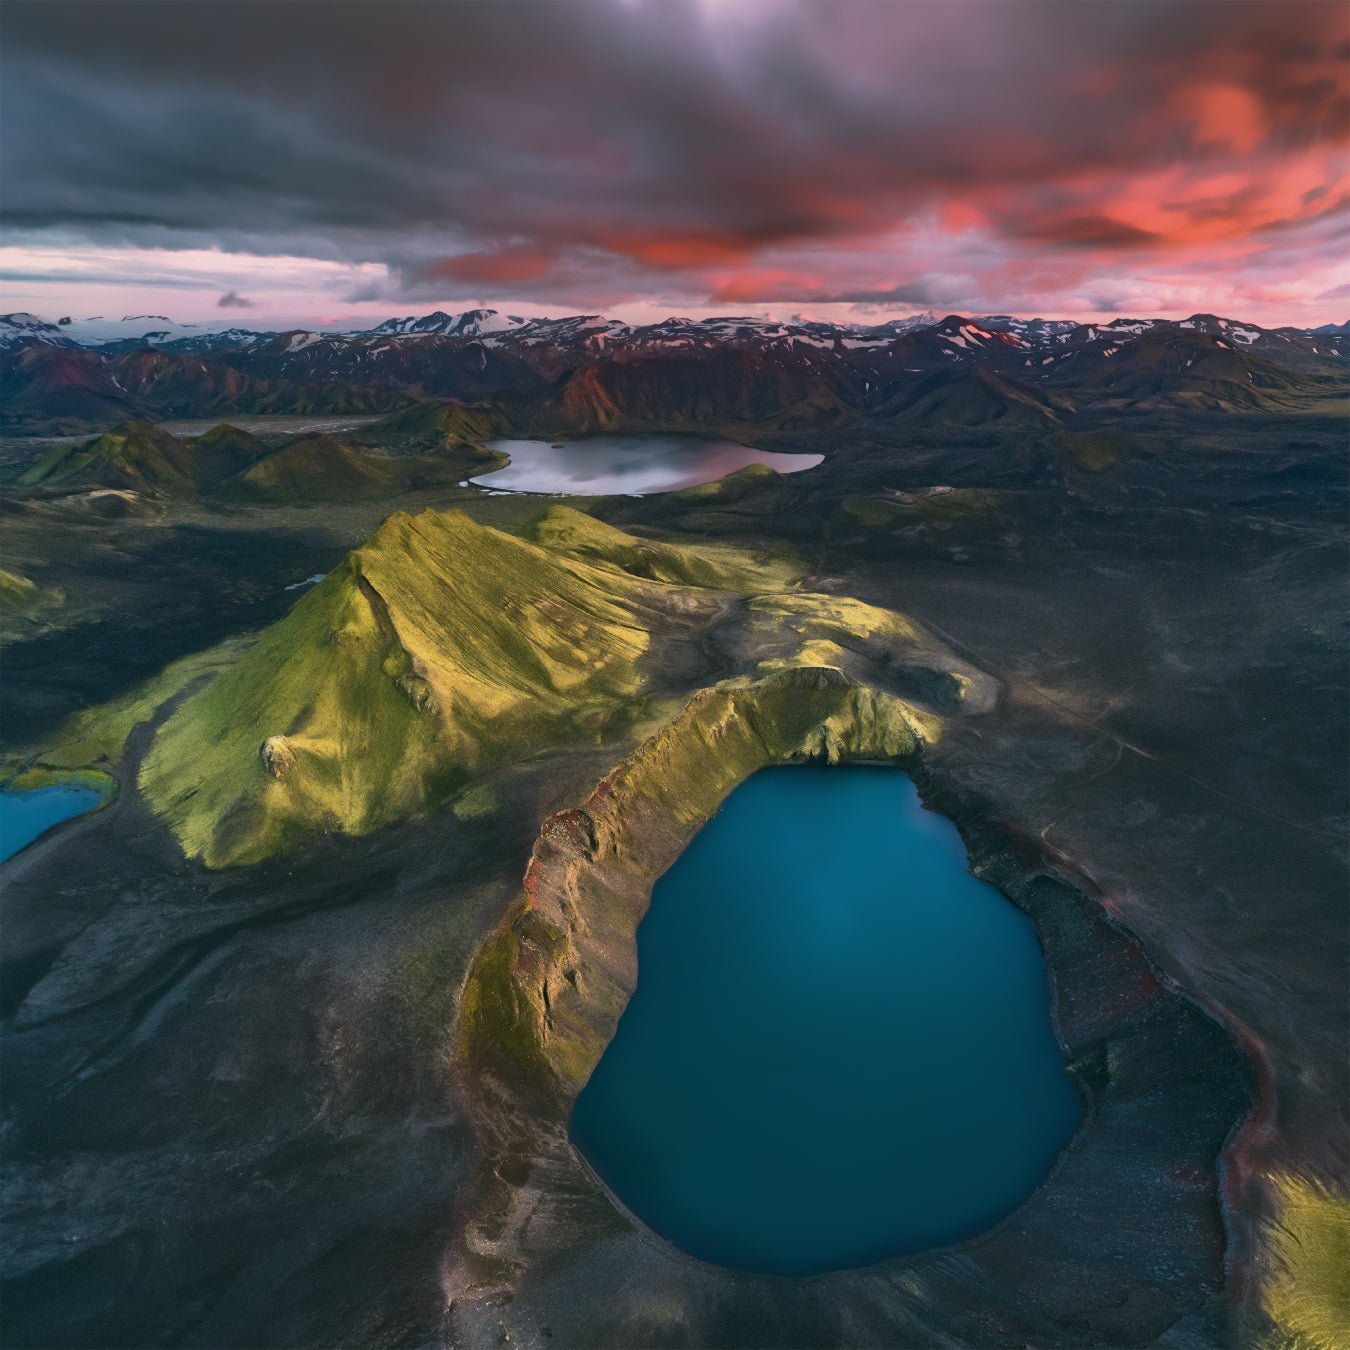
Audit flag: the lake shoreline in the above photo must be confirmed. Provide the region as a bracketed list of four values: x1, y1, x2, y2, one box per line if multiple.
[569, 764, 1082, 1276]
[447, 668, 1251, 1345]
[472, 434, 823, 495]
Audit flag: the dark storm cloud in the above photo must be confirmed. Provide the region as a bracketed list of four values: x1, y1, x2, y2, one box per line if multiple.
[717, 279, 952, 307]
[217, 290, 254, 308]
[1007, 217, 1164, 250]
[0, 266, 217, 290]
[1, 0, 1346, 310]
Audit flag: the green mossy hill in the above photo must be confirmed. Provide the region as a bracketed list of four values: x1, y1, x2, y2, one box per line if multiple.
[520, 505, 800, 591]
[186, 423, 267, 486]
[365, 401, 510, 453]
[1052, 427, 1151, 472]
[21, 420, 199, 495]
[840, 486, 998, 529]
[84, 504, 949, 868]
[743, 589, 989, 724]
[17, 419, 269, 495]
[603, 670, 924, 833]
[0, 567, 62, 618]
[34, 643, 248, 770]
[225, 433, 390, 501]
[675, 462, 782, 502]
[139, 508, 668, 866]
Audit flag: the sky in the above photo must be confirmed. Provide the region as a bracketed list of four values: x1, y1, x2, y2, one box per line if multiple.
[1, 0, 1347, 330]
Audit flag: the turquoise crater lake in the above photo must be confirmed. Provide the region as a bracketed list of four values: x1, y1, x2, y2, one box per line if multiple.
[473, 435, 822, 495]
[0, 784, 103, 864]
[570, 765, 1081, 1275]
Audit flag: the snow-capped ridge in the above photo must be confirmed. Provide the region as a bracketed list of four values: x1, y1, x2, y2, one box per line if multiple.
[367, 308, 529, 339]
[4, 308, 1344, 376]
[0, 312, 78, 350]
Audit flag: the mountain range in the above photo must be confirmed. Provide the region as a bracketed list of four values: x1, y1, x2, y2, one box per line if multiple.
[2, 307, 1346, 435]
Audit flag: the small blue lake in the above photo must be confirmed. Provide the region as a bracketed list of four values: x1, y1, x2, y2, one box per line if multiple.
[0, 785, 103, 863]
[570, 765, 1081, 1275]
[474, 436, 822, 495]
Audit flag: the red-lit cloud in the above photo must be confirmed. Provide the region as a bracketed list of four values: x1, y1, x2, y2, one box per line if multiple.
[423, 249, 558, 285]
[1, 0, 1346, 325]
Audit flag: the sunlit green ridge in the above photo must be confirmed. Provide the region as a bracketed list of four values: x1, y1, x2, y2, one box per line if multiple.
[29, 502, 971, 869]
[139, 507, 665, 865]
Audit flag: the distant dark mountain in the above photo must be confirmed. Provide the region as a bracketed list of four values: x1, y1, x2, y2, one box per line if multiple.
[1, 307, 1344, 435]
[215, 329, 546, 401]
[532, 346, 865, 434]
[874, 365, 1065, 427]
[1039, 328, 1323, 411]
[977, 314, 1082, 342]
[0, 343, 139, 431]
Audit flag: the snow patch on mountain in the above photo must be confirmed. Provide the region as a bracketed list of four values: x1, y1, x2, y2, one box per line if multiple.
[0, 313, 76, 349]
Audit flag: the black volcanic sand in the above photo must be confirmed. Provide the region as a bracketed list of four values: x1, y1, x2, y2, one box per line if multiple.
[0, 407, 1346, 1348]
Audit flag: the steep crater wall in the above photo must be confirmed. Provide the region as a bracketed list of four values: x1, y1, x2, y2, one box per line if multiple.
[449, 667, 1252, 1348]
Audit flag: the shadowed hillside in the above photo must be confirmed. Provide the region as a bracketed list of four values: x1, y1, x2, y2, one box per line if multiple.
[226, 433, 391, 501]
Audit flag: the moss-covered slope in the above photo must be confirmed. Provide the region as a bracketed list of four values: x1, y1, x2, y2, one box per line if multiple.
[224, 433, 390, 500]
[520, 504, 800, 592]
[1257, 1172, 1350, 1348]
[138, 508, 664, 865]
[674, 461, 782, 502]
[185, 423, 267, 485]
[365, 400, 510, 453]
[0, 567, 63, 620]
[21, 420, 200, 495]
[51, 501, 975, 869]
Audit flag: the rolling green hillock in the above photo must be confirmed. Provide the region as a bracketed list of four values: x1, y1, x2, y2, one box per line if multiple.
[224, 433, 390, 500]
[20, 420, 198, 495]
[675, 462, 782, 502]
[187, 423, 267, 485]
[520, 505, 800, 591]
[1051, 426, 1151, 472]
[138, 507, 665, 866]
[840, 486, 998, 530]
[364, 400, 510, 452]
[0, 567, 62, 619]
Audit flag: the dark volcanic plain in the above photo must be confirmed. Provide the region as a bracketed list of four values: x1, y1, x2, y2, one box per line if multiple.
[0, 312, 1346, 1348]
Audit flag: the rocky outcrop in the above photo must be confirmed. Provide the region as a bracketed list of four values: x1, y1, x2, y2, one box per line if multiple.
[258, 735, 296, 780]
[458, 668, 922, 1108]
